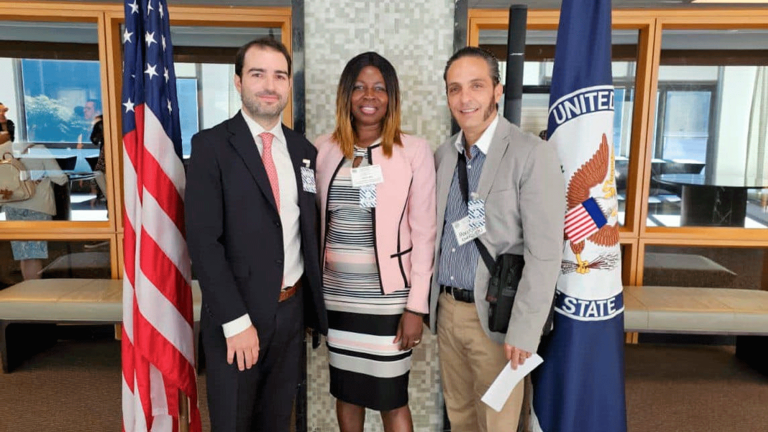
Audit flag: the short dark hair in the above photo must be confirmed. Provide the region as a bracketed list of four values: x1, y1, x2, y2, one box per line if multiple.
[86, 99, 101, 112]
[235, 37, 292, 78]
[443, 46, 501, 87]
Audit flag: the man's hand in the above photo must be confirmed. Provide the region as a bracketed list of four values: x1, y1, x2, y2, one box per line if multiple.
[226, 325, 259, 371]
[393, 310, 424, 351]
[505, 344, 532, 370]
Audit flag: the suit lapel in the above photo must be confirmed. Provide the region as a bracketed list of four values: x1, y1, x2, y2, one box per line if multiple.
[283, 125, 304, 199]
[476, 119, 511, 201]
[227, 112, 279, 214]
[436, 138, 459, 227]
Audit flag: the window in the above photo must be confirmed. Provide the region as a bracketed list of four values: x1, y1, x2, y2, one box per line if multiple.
[20, 59, 103, 144]
[646, 29, 768, 228]
[176, 77, 199, 157]
[0, 20, 107, 222]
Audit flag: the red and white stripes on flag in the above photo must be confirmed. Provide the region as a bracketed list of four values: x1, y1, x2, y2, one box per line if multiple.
[121, 0, 200, 430]
[564, 197, 607, 244]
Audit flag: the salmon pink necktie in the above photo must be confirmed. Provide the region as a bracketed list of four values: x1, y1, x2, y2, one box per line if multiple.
[259, 132, 280, 212]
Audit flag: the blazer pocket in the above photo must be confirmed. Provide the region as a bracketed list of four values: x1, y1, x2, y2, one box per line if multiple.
[391, 247, 413, 289]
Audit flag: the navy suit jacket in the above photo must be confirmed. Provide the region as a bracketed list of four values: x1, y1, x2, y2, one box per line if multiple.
[185, 111, 327, 339]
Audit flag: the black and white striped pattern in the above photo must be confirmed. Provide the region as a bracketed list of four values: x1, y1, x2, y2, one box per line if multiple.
[323, 148, 412, 411]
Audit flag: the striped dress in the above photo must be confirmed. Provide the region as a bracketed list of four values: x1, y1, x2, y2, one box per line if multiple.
[323, 146, 412, 411]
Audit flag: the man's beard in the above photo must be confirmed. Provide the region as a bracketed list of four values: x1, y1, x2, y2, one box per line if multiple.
[482, 96, 496, 122]
[242, 91, 287, 120]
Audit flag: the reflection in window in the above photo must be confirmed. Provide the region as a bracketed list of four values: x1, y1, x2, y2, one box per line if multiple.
[177, 77, 199, 157]
[0, 21, 107, 222]
[0, 60, 107, 222]
[655, 87, 712, 162]
[20, 59, 102, 144]
[647, 30, 768, 229]
[0, 239, 110, 286]
[174, 62, 240, 158]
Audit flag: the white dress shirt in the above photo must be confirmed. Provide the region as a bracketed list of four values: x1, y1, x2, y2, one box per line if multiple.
[453, 114, 499, 155]
[222, 110, 304, 338]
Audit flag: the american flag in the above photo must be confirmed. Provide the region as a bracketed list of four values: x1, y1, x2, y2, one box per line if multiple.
[564, 197, 607, 244]
[121, 0, 201, 430]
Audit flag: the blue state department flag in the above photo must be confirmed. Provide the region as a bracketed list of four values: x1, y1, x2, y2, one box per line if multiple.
[531, 0, 627, 431]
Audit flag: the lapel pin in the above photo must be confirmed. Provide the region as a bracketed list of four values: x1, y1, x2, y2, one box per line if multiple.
[302, 159, 311, 168]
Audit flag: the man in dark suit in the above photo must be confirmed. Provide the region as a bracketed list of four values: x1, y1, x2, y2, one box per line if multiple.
[185, 38, 327, 432]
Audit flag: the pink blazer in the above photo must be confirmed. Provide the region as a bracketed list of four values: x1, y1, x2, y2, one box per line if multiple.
[314, 133, 437, 314]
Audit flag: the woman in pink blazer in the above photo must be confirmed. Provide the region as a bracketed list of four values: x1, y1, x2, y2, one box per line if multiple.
[314, 52, 436, 432]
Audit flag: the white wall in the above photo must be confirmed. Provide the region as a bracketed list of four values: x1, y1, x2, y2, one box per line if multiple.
[716, 66, 757, 176]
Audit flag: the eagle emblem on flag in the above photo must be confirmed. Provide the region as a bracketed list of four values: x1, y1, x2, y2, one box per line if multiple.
[563, 133, 620, 274]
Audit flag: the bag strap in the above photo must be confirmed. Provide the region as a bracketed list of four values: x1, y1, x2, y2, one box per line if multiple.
[456, 150, 495, 273]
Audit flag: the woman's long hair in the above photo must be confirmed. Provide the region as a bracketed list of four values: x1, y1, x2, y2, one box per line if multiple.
[331, 52, 403, 159]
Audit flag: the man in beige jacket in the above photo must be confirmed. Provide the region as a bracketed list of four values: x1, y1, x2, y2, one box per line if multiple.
[429, 47, 565, 431]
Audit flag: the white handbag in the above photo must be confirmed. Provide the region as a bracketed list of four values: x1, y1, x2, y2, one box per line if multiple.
[0, 152, 36, 203]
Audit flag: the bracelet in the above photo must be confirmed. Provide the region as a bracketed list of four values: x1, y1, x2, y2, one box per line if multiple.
[404, 308, 425, 317]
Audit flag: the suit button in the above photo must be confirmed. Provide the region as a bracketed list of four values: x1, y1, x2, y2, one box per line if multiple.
[275, 221, 281, 227]
[276, 259, 283, 265]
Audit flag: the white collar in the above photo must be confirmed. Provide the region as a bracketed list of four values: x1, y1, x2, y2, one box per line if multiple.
[241, 109, 286, 147]
[454, 114, 499, 156]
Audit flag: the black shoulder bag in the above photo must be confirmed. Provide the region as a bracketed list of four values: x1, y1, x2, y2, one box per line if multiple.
[456, 152, 555, 336]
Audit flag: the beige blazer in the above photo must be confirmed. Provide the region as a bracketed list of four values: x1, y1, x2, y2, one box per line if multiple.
[429, 116, 566, 353]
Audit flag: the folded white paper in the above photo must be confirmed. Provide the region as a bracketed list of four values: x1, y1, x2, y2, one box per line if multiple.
[481, 354, 544, 412]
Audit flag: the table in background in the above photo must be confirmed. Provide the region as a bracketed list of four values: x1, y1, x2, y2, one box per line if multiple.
[658, 173, 768, 227]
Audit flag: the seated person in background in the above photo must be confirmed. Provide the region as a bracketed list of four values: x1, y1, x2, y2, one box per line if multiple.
[0, 102, 14, 145]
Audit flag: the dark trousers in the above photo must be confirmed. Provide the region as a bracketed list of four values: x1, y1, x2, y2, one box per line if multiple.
[203, 291, 304, 432]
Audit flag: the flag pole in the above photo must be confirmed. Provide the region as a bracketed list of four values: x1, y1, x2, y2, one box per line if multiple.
[503, 8, 530, 430]
[503, 4, 527, 127]
[178, 390, 189, 432]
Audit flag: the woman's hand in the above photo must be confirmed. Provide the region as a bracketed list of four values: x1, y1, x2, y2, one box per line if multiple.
[393, 309, 424, 351]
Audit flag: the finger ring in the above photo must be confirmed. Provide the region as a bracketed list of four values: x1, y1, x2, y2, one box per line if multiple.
[414, 340, 421, 344]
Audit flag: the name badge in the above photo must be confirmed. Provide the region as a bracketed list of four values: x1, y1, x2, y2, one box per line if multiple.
[468, 194, 486, 231]
[350, 165, 384, 188]
[359, 184, 377, 208]
[453, 216, 486, 246]
[300, 166, 316, 193]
